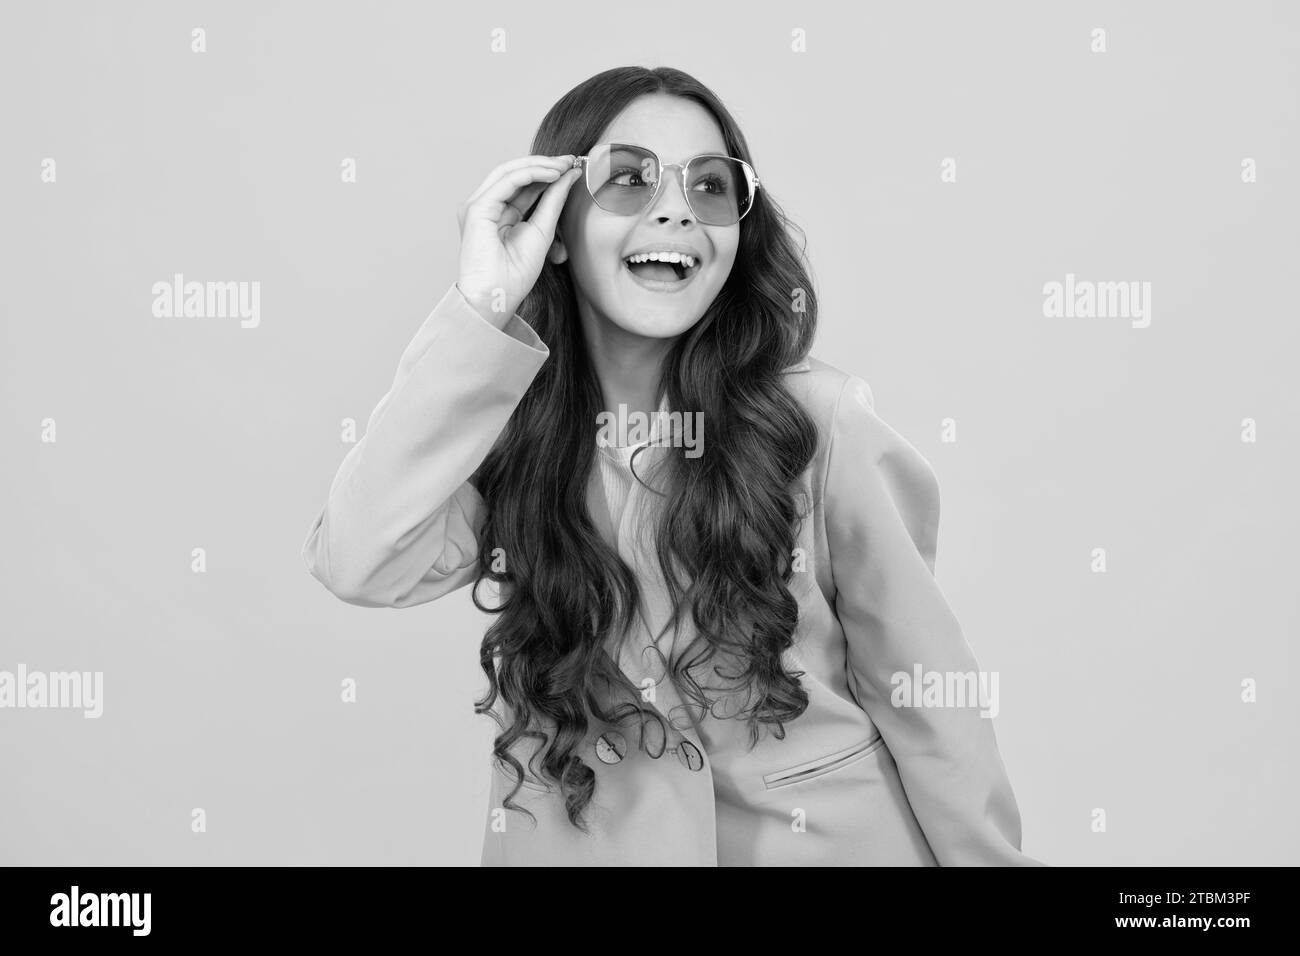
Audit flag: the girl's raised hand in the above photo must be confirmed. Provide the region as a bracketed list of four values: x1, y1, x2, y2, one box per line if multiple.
[456, 154, 584, 323]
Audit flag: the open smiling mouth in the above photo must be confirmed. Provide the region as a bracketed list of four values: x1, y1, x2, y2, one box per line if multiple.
[622, 252, 702, 286]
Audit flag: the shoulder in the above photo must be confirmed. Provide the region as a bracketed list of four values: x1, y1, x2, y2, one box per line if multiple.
[780, 354, 882, 458]
[784, 356, 940, 552]
[781, 355, 870, 428]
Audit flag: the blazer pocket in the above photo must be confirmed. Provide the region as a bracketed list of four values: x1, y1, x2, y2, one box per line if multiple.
[762, 733, 885, 790]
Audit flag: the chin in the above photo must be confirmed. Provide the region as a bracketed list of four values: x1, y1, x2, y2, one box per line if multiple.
[607, 295, 711, 338]
[613, 316, 701, 339]
[606, 278, 720, 339]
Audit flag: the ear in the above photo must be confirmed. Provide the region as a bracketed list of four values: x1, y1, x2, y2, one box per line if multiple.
[547, 228, 569, 266]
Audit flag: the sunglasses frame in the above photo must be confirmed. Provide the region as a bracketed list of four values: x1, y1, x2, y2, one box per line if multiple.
[571, 143, 761, 226]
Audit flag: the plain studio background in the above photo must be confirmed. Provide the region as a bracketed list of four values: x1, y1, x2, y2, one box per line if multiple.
[1, 0, 1297, 866]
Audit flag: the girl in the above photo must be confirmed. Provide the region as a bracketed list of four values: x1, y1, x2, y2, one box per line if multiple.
[302, 66, 1042, 867]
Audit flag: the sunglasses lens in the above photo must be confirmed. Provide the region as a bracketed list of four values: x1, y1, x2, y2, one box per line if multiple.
[584, 144, 754, 226]
[684, 156, 751, 226]
[585, 144, 660, 216]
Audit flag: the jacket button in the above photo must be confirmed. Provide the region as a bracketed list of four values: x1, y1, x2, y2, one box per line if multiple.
[594, 731, 627, 764]
[672, 740, 704, 771]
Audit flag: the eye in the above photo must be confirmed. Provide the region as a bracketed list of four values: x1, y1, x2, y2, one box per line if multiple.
[691, 172, 730, 195]
[607, 165, 650, 188]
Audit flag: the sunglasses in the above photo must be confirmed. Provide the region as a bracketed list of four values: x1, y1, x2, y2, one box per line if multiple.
[571, 143, 761, 227]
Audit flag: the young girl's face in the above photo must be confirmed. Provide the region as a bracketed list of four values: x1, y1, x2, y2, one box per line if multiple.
[553, 94, 741, 341]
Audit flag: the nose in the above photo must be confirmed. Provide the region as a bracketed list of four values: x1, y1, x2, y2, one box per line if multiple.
[645, 164, 695, 225]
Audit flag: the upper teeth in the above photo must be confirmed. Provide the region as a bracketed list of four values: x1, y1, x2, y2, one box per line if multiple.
[625, 251, 697, 268]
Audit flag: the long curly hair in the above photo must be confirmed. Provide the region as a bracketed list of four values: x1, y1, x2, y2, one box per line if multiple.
[469, 66, 820, 830]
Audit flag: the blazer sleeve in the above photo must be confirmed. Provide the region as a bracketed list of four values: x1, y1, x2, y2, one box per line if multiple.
[301, 283, 549, 608]
[824, 375, 1043, 866]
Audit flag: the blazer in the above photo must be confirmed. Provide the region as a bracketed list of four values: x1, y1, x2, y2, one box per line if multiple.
[302, 282, 1043, 867]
